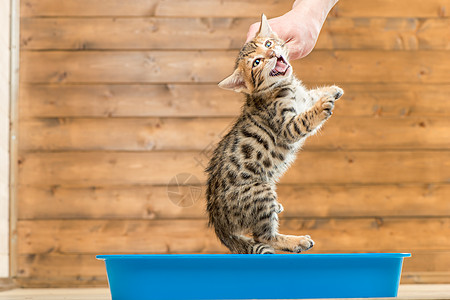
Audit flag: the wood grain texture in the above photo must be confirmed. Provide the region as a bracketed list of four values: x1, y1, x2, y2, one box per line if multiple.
[18, 116, 450, 151]
[17, 254, 106, 279]
[20, 0, 450, 17]
[20, 17, 450, 51]
[17, 184, 450, 220]
[330, 0, 450, 18]
[4, 285, 450, 295]
[20, 51, 236, 84]
[20, 17, 250, 50]
[20, 0, 292, 17]
[402, 273, 450, 284]
[13, 278, 107, 288]
[16, 0, 450, 287]
[20, 50, 450, 84]
[18, 151, 450, 187]
[321, 18, 450, 51]
[19, 84, 450, 118]
[17, 218, 450, 254]
[19, 84, 242, 118]
[18, 252, 450, 280]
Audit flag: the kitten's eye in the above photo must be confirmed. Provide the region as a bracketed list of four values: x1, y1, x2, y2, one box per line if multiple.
[252, 59, 261, 67]
[265, 40, 272, 48]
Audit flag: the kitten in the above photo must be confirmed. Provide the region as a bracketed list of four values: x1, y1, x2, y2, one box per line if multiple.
[206, 14, 343, 254]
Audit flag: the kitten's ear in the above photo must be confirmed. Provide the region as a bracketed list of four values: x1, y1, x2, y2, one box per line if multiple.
[257, 14, 275, 37]
[218, 69, 248, 93]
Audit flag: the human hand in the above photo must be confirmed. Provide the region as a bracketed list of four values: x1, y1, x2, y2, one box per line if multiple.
[246, 10, 321, 60]
[246, 0, 337, 60]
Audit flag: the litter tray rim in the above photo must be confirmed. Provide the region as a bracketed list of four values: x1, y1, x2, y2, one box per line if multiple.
[96, 252, 411, 261]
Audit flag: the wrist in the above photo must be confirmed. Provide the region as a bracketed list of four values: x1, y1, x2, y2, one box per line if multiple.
[287, 2, 323, 38]
[292, 0, 337, 24]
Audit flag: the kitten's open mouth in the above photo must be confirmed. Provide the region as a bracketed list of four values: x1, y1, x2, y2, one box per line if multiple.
[270, 55, 290, 76]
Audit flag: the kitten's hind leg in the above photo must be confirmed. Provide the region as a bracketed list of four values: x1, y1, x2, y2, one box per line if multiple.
[251, 207, 314, 253]
[252, 242, 275, 254]
[214, 227, 275, 254]
[256, 232, 315, 253]
[272, 234, 315, 253]
[247, 183, 314, 253]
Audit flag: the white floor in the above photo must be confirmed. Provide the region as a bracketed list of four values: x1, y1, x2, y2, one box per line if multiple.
[0, 285, 449, 300]
[0, 288, 110, 300]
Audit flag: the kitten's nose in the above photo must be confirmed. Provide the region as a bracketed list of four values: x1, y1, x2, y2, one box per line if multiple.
[266, 49, 276, 58]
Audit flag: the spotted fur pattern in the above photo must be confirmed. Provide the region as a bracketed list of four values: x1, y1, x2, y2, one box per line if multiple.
[206, 15, 343, 254]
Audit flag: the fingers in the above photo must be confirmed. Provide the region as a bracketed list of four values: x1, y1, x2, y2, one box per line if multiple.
[245, 20, 311, 61]
[286, 37, 316, 60]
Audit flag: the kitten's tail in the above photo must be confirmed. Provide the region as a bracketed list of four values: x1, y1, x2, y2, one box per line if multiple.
[214, 227, 274, 254]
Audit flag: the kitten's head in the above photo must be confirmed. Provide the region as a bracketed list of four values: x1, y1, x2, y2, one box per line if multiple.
[218, 14, 292, 94]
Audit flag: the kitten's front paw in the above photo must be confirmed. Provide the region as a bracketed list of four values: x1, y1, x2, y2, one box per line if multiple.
[293, 235, 315, 253]
[330, 86, 344, 100]
[317, 95, 335, 120]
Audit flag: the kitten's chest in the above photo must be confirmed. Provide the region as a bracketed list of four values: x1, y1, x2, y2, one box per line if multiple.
[270, 89, 311, 177]
[292, 89, 313, 114]
[271, 136, 305, 179]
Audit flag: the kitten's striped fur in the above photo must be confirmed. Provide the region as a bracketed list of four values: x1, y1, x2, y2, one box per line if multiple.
[206, 14, 343, 254]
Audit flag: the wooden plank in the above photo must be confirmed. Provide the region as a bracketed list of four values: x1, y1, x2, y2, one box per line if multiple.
[16, 251, 450, 280]
[18, 117, 450, 151]
[330, 0, 450, 18]
[155, 0, 290, 18]
[402, 273, 450, 284]
[9, 0, 21, 280]
[13, 278, 107, 288]
[320, 18, 421, 50]
[18, 152, 207, 187]
[0, 288, 110, 295]
[0, 0, 11, 281]
[20, 0, 159, 17]
[20, 0, 450, 17]
[17, 184, 450, 219]
[20, 0, 291, 17]
[19, 84, 242, 118]
[404, 252, 450, 273]
[16, 254, 105, 279]
[323, 18, 448, 51]
[398, 285, 450, 297]
[17, 219, 223, 254]
[18, 151, 450, 186]
[19, 84, 450, 118]
[314, 116, 450, 150]
[20, 51, 236, 84]
[18, 117, 234, 151]
[20, 50, 450, 84]
[0, 278, 16, 291]
[416, 19, 450, 50]
[20, 17, 450, 51]
[17, 185, 206, 220]
[335, 84, 450, 118]
[4, 285, 450, 296]
[16, 218, 450, 254]
[13, 274, 450, 286]
[20, 17, 250, 50]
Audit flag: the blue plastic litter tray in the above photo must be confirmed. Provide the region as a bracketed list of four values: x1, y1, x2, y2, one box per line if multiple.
[97, 253, 410, 300]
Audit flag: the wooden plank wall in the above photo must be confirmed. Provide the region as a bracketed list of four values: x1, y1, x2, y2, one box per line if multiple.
[0, 0, 11, 279]
[17, 0, 450, 287]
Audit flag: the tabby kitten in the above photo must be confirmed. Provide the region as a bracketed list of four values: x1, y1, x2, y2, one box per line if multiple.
[206, 14, 343, 254]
